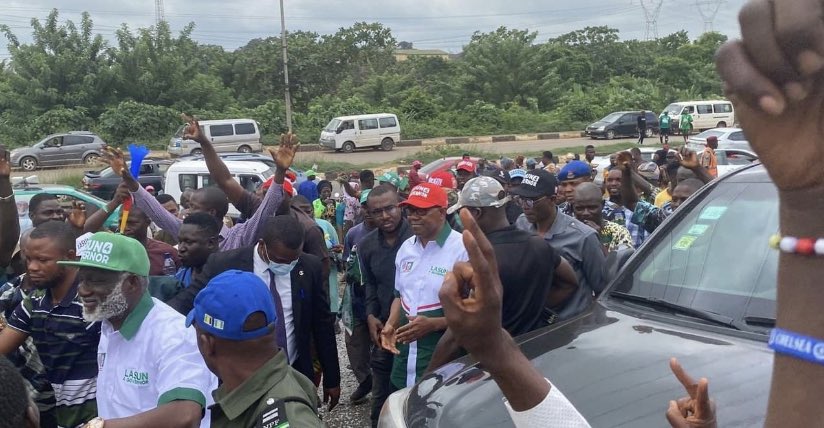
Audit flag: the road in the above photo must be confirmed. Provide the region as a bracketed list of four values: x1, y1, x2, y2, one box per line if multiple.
[295, 136, 639, 166]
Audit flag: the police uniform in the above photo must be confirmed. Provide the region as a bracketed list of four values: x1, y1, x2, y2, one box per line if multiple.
[210, 351, 323, 428]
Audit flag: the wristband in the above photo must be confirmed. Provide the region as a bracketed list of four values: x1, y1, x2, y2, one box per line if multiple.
[769, 234, 824, 256]
[102, 205, 111, 214]
[768, 328, 824, 366]
[0, 194, 12, 202]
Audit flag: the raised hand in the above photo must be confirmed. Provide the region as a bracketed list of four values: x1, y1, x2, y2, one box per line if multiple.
[666, 358, 716, 428]
[615, 151, 634, 170]
[101, 146, 127, 177]
[268, 132, 299, 171]
[678, 147, 700, 170]
[67, 201, 87, 229]
[181, 113, 208, 145]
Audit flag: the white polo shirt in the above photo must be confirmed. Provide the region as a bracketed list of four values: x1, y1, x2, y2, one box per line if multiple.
[96, 293, 217, 427]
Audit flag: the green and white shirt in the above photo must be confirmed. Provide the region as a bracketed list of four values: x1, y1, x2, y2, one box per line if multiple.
[392, 223, 468, 389]
[96, 292, 217, 427]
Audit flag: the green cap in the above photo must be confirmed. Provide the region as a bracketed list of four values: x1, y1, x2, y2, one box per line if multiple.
[359, 189, 372, 204]
[59, 232, 150, 276]
[305, 169, 317, 177]
[378, 171, 401, 188]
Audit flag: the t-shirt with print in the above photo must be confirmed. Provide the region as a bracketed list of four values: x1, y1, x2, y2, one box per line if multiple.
[599, 221, 634, 252]
[391, 223, 468, 389]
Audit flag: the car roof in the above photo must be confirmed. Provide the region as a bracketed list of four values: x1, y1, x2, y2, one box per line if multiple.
[13, 184, 77, 192]
[667, 100, 731, 105]
[181, 119, 256, 126]
[168, 159, 272, 173]
[335, 113, 397, 121]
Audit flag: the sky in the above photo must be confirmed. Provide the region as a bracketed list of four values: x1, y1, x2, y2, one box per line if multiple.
[0, 0, 747, 60]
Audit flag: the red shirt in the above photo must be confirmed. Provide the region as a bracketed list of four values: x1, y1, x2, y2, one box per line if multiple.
[408, 168, 424, 189]
[144, 238, 180, 276]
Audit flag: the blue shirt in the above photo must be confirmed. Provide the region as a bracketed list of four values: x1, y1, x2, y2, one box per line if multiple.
[176, 267, 194, 288]
[298, 180, 318, 202]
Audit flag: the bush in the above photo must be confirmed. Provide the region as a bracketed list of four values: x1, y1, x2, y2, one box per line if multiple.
[98, 101, 180, 145]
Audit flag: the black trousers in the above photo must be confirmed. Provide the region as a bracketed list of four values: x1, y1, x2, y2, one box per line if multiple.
[345, 320, 372, 384]
[370, 347, 398, 427]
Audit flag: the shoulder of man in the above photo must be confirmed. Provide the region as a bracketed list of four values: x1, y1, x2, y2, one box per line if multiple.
[251, 369, 321, 427]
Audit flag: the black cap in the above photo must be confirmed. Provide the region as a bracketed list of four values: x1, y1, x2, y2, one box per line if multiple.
[509, 169, 557, 198]
[481, 167, 510, 186]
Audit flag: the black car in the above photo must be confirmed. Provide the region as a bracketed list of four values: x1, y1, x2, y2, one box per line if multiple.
[82, 159, 174, 200]
[586, 111, 660, 140]
[380, 163, 776, 427]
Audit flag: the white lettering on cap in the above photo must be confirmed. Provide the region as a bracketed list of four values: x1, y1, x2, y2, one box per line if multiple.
[81, 239, 114, 265]
[522, 174, 540, 187]
[75, 232, 94, 257]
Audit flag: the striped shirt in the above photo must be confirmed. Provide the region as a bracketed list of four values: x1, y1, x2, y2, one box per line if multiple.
[7, 280, 100, 427]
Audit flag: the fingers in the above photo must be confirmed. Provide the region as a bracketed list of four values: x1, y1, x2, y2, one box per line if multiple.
[666, 400, 690, 428]
[716, 40, 786, 116]
[772, 0, 824, 76]
[694, 378, 714, 418]
[458, 209, 500, 301]
[738, 0, 802, 87]
[669, 357, 697, 398]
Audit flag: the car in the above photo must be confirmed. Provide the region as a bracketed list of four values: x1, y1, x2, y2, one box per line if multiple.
[586, 111, 659, 140]
[380, 163, 776, 428]
[82, 159, 174, 200]
[13, 181, 122, 231]
[418, 156, 482, 179]
[179, 153, 306, 185]
[9, 131, 107, 172]
[663, 100, 736, 134]
[688, 127, 752, 152]
[167, 119, 263, 157]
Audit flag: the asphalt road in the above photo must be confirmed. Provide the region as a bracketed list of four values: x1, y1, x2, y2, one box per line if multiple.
[295, 136, 640, 166]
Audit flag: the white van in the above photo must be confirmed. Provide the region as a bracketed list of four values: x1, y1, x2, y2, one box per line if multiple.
[319, 113, 400, 153]
[168, 119, 263, 157]
[163, 160, 274, 219]
[663, 100, 735, 134]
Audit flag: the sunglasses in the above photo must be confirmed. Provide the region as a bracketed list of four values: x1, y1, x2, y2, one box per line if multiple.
[513, 195, 548, 209]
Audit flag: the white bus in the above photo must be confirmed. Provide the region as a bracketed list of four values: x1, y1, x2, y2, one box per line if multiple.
[319, 113, 401, 153]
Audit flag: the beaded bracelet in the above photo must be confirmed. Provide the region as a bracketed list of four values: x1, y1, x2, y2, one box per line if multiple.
[769, 234, 824, 256]
[769, 328, 824, 366]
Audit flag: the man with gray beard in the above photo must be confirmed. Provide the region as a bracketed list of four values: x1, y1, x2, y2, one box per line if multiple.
[63, 232, 217, 428]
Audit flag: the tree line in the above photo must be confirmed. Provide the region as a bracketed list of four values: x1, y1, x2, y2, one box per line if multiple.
[0, 9, 727, 149]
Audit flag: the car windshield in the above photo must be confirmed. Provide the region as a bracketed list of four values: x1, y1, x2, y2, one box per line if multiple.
[599, 113, 624, 123]
[324, 119, 341, 132]
[664, 104, 682, 115]
[695, 130, 725, 139]
[611, 180, 777, 328]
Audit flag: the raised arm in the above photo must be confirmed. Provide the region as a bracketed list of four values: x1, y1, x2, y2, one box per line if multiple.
[617, 152, 640, 211]
[84, 184, 128, 234]
[182, 117, 247, 205]
[677, 148, 714, 185]
[339, 178, 358, 198]
[0, 146, 19, 268]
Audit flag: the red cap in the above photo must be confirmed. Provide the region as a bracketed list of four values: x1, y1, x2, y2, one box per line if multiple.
[285, 170, 297, 182]
[399, 183, 448, 209]
[262, 176, 296, 196]
[412, 160, 422, 168]
[456, 160, 475, 173]
[427, 171, 457, 189]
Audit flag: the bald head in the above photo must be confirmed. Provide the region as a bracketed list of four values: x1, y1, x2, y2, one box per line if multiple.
[574, 182, 604, 205]
[671, 178, 704, 210]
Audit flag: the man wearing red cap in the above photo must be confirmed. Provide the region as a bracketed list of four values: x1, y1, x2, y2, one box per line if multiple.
[379, 183, 468, 391]
[455, 160, 476, 190]
[408, 160, 425, 189]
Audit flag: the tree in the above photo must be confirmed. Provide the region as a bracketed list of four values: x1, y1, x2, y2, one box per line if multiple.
[397, 41, 413, 49]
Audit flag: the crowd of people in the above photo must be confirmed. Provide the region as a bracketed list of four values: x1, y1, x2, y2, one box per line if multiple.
[1, 0, 824, 424]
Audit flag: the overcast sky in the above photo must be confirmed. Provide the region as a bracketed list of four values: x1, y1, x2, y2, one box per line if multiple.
[0, 0, 746, 60]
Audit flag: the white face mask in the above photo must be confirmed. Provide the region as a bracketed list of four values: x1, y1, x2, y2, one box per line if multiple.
[262, 244, 298, 276]
[82, 279, 129, 322]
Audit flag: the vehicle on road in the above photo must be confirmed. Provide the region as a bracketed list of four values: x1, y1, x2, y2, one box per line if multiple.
[163, 159, 275, 219]
[663, 100, 736, 135]
[167, 119, 262, 157]
[10, 131, 107, 171]
[82, 159, 174, 200]
[381, 163, 776, 428]
[179, 152, 307, 185]
[418, 156, 482, 179]
[13, 181, 121, 230]
[319, 113, 400, 153]
[586, 111, 659, 140]
[687, 127, 752, 152]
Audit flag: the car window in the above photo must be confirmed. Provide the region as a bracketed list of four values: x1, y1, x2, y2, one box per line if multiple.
[729, 131, 746, 141]
[682, 106, 695, 114]
[238, 174, 262, 192]
[209, 124, 234, 137]
[157, 163, 171, 174]
[614, 181, 777, 323]
[721, 151, 757, 166]
[379, 117, 397, 128]
[600, 113, 624, 122]
[358, 119, 379, 130]
[713, 103, 733, 113]
[44, 137, 63, 147]
[179, 174, 198, 191]
[645, 113, 656, 121]
[174, 125, 186, 138]
[697, 104, 713, 114]
[234, 123, 256, 135]
[202, 175, 217, 188]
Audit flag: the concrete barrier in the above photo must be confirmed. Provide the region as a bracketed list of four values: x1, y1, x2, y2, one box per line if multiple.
[492, 135, 516, 142]
[445, 137, 471, 145]
[537, 133, 560, 140]
[397, 140, 422, 147]
[297, 144, 324, 152]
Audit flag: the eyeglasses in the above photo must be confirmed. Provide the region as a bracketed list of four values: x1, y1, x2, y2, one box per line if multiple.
[514, 195, 547, 209]
[368, 205, 399, 217]
[404, 206, 437, 217]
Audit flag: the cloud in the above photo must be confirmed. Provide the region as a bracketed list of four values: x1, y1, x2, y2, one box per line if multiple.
[0, 0, 746, 58]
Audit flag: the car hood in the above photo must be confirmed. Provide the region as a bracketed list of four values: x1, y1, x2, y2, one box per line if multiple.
[587, 121, 610, 128]
[405, 304, 772, 428]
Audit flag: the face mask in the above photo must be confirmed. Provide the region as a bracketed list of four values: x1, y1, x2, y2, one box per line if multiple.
[263, 243, 298, 276]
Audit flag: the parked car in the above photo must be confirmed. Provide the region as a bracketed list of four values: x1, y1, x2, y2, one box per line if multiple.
[9, 131, 107, 171]
[180, 152, 306, 185]
[167, 119, 263, 157]
[687, 127, 752, 152]
[418, 156, 482, 179]
[586, 111, 659, 140]
[82, 159, 174, 200]
[380, 163, 775, 428]
[663, 100, 736, 135]
[319, 113, 400, 153]
[13, 181, 121, 230]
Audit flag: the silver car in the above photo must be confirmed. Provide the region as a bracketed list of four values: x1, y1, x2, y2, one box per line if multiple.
[9, 131, 107, 171]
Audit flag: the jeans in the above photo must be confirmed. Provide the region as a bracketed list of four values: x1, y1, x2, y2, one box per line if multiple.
[371, 347, 398, 427]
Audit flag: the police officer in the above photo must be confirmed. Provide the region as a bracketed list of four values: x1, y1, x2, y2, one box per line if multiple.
[187, 270, 323, 427]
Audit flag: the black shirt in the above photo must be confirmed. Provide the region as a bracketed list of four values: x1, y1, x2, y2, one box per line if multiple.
[637, 115, 647, 129]
[504, 200, 523, 225]
[360, 221, 414, 322]
[487, 226, 562, 336]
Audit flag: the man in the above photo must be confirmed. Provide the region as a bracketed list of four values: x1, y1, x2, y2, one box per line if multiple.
[188, 270, 323, 427]
[482, 168, 523, 225]
[153, 194, 180, 245]
[572, 183, 634, 253]
[0, 145, 20, 283]
[125, 207, 180, 275]
[659, 111, 671, 144]
[28, 193, 65, 227]
[408, 160, 424, 188]
[557, 160, 593, 216]
[378, 171, 404, 192]
[679, 109, 693, 142]
[701, 136, 719, 178]
[298, 169, 319, 203]
[538, 151, 555, 171]
[525, 158, 537, 171]
[0, 221, 100, 427]
[0, 356, 41, 428]
[455, 159, 475, 190]
[637, 111, 648, 145]
[584, 145, 596, 164]
[176, 213, 221, 289]
[380, 183, 468, 391]
[185, 215, 341, 410]
[64, 232, 216, 427]
[427, 177, 579, 370]
[500, 157, 515, 171]
[337, 179, 362, 236]
[359, 184, 413, 427]
[653, 142, 671, 167]
[512, 170, 606, 320]
[359, 169, 375, 191]
[604, 169, 649, 248]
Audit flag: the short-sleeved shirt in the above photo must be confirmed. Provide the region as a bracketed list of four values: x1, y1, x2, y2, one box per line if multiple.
[487, 227, 562, 336]
[602, 200, 646, 248]
[679, 114, 693, 130]
[210, 352, 321, 428]
[637, 115, 647, 129]
[96, 292, 216, 426]
[659, 114, 671, 129]
[7, 280, 100, 427]
[145, 238, 180, 276]
[598, 221, 634, 252]
[342, 193, 360, 223]
[654, 188, 672, 207]
[631, 200, 674, 233]
[515, 209, 605, 320]
[392, 223, 468, 388]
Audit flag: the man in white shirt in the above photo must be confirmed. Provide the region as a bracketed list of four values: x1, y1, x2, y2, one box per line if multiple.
[62, 232, 217, 428]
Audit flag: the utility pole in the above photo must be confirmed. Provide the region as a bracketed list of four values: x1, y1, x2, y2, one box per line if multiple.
[154, 0, 165, 27]
[638, 0, 663, 40]
[696, 0, 724, 32]
[279, 0, 293, 132]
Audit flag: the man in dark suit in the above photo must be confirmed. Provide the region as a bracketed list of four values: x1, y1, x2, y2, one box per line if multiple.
[181, 215, 341, 410]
